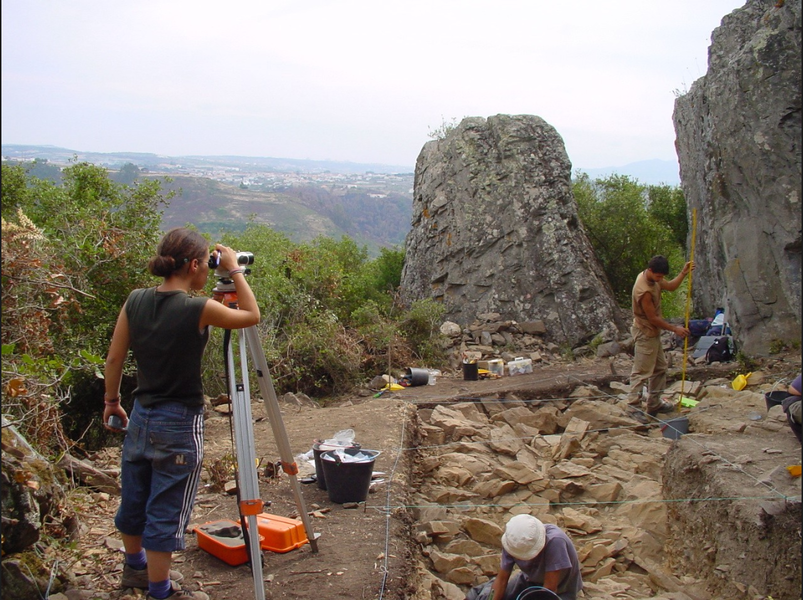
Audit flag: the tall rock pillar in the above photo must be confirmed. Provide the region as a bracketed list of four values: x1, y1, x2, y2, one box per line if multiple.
[400, 114, 625, 346]
[673, 0, 801, 354]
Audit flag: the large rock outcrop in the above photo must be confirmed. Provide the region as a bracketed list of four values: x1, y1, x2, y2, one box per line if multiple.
[400, 115, 625, 346]
[673, 0, 801, 355]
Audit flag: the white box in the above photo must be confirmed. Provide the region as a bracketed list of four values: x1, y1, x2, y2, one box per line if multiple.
[507, 357, 533, 376]
[478, 359, 504, 377]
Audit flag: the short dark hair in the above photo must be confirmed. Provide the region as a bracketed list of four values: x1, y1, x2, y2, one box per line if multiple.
[647, 255, 670, 275]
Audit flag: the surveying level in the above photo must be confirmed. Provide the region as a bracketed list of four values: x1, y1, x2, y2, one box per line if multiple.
[215, 277, 319, 600]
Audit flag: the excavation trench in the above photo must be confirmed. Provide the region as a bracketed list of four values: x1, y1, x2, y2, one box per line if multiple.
[404, 371, 802, 600]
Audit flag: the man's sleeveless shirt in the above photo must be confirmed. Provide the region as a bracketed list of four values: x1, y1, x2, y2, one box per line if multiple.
[631, 270, 661, 338]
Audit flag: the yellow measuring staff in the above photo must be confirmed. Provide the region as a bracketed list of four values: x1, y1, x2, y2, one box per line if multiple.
[679, 208, 697, 409]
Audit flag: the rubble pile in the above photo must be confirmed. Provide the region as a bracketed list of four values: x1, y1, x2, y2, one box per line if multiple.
[439, 313, 633, 373]
[407, 376, 801, 600]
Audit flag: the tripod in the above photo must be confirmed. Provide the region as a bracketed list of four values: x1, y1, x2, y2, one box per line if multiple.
[216, 281, 319, 600]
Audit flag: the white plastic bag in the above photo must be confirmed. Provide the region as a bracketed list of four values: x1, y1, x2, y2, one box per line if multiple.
[324, 428, 356, 446]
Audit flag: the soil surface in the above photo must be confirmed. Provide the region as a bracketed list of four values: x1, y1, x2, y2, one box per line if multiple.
[66, 354, 801, 600]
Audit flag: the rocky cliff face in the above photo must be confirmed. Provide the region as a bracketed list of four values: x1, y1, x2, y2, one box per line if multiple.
[673, 0, 801, 354]
[400, 115, 625, 346]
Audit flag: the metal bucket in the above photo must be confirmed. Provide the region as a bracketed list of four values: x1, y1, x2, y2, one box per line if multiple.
[660, 416, 689, 440]
[405, 367, 430, 386]
[516, 587, 561, 600]
[320, 448, 380, 504]
[765, 390, 789, 412]
[462, 362, 478, 381]
[313, 440, 360, 490]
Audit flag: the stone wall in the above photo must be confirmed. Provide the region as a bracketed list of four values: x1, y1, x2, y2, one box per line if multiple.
[673, 0, 802, 354]
[400, 114, 626, 346]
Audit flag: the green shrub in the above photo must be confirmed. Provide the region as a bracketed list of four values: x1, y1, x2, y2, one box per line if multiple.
[400, 298, 447, 365]
[574, 172, 688, 313]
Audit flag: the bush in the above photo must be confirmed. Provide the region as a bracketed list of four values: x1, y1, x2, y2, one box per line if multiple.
[1, 163, 169, 454]
[400, 298, 448, 364]
[574, 172, 689, 317]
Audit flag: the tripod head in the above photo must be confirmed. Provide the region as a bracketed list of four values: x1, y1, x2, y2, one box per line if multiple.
[213, 277, 241, 308]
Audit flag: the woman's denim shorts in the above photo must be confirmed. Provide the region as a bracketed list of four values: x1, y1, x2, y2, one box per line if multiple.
[115, 400, 204, 553]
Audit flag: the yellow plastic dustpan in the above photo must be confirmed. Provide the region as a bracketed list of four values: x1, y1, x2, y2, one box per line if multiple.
[732, 373, 752, 391]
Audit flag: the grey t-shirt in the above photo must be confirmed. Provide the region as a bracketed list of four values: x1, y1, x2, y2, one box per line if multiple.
[500, 524, 583, 598]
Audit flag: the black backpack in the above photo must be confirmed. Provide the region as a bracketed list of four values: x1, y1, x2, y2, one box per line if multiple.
[706, 336, 734, 364]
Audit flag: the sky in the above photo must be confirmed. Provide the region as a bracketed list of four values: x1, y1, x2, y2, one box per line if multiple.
[2, 1, 746, 170]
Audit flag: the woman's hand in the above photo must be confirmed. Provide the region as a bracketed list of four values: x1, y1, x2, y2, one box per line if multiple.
[214, 244, 240, 273]
[103, 404, 129, 431]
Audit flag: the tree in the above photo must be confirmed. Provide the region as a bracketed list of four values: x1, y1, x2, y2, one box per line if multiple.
[574, 172, 686, 310]
[1, 162, 172, 450]
[114, 162, 141, 185]
[647, 184, 688, 247]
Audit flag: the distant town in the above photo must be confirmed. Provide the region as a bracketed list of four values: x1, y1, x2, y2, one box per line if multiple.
[1, 144, 415, 198]
[2, 144, 682, 191]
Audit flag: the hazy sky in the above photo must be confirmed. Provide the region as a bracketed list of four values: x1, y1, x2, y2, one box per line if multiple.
[2, 1, 745, 169]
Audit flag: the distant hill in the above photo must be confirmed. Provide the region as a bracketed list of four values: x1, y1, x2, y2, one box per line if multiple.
[2, 145, 681, 253]
[155, 176, 412, 254]
[1, 144, 413, 255]
[0, 144, 413, 175]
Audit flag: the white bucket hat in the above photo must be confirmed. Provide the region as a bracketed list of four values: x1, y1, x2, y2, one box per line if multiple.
[501, 514, 546, 560]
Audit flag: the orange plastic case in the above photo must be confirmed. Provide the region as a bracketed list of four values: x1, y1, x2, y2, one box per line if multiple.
[253, 513, 309, 553]
[195, 513, 308, 565]
[194, 519, 259, 566]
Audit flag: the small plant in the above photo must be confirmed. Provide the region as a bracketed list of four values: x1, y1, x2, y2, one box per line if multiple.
[735, 351, 758, 372]
[207, 453, 236, 492]
[560, 344, 576, 362]
[768, 339, 784, 354]
[427, 116, 460, 141]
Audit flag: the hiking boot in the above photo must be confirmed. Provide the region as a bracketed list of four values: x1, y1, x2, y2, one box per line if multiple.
[647, 400, 676, 417]
[121, 564, 184, 589]
[627, 408, 650, 424]
[146, 580, 209, 600]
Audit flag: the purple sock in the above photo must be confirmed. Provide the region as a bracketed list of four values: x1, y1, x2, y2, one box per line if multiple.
[148, 578, 172, 599]
[125, 549, 147, 570]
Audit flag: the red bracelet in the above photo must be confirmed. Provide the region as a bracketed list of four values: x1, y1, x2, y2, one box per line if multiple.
[104, 397, 121, 406]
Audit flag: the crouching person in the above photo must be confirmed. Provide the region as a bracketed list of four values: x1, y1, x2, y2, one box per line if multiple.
[783, 374, 802, 443]
[466, 515, 583, 600]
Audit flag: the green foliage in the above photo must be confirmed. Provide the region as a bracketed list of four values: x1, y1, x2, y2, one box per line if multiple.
[200, 225, 414, 397]
[399, 298, 447, 364]
[735, 351, 758, 372]
[768, 338, 799, 354]
[277, 311, 364, 397]
[2, 158, 64, 184]
[1, 162, 170, 452]
[427, 116, 460, 140]
[647, 185, 688, 247]
[113, 162, 141, 185]
[573, 172, 689, 317]
[370, 246, 404, 296]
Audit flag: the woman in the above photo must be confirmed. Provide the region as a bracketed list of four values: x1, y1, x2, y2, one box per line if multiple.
[103, 227, 260, 600]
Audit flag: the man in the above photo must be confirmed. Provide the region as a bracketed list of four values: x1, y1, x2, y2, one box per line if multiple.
[627, 255, 694, 419]
[466, 515, 583, 600]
